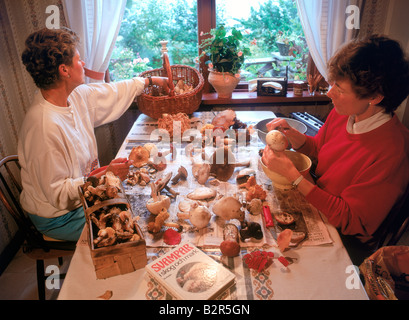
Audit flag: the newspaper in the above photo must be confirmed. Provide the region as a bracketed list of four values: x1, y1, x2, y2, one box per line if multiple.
[116, 111, 332, 248]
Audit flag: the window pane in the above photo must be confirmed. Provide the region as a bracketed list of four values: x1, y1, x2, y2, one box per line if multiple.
[109, 0, 198, 81]
[216, 0, 309, 81]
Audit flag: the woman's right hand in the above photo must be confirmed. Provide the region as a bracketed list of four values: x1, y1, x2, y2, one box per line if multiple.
[153, 76, 171, 95]
[266, 118, 306, 150]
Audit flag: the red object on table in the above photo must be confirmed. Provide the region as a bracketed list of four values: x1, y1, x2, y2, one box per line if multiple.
[278, 256, 289, 267]
[243, 250, 274, 272]
[263, 205, 274, 227]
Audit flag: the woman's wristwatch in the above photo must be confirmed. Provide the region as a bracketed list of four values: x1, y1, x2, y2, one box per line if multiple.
[292, 175, 304, 189]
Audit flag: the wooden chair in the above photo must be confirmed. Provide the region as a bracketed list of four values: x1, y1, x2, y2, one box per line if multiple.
[375, 184, 409, 248]
[0, 155, 76, 300]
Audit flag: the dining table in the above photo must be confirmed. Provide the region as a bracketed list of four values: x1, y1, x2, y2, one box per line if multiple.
[58, 110, 369, 301]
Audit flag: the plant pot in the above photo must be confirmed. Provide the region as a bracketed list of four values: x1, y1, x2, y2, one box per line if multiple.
[208, 70, 240, 99]
[276, 42, 290, 56]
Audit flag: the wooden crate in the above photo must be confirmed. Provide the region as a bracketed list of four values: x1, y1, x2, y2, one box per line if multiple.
[79, 186, 147, 279]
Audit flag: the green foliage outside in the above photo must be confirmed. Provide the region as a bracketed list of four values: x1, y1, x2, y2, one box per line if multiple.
[109, 0, 308, 81]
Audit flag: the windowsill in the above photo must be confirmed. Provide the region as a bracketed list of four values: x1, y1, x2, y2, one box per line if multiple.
[201, 90, 331, 106]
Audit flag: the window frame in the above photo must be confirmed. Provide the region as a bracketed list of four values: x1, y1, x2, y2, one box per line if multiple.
[108, 0, 329, 106]
[196, 0, 328, 105]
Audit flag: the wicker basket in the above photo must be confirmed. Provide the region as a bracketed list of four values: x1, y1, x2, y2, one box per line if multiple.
[136, 54, 204, 119]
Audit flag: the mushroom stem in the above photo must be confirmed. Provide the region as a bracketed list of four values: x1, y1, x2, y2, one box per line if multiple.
[150, 183, 158, 202]
[171, 166, 188, 184]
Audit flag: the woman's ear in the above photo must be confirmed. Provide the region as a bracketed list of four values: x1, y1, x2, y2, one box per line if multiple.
[58, 64, 70, 78]
[372, 94, 384, 106]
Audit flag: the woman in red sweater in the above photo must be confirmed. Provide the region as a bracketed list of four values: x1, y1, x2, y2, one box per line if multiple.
[262, 35, 409, 263]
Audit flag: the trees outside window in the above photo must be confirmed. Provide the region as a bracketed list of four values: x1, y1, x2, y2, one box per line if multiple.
[109, 0, 308, 82]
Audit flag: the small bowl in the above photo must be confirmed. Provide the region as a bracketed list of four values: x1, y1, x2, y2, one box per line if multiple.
[259, 150, 312, 189]
[255, 118, 307, 146]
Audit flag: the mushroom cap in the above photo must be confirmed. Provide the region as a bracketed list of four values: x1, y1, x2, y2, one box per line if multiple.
[266, 130, 288, 152]
[212, 196, 245, 221]
[155, 172, 172, 193]
[211, 109, 236, 131]
[129, 146, 150, 167]
[209, 146, 236, 182]
[146, 195, 171, 215]
[220, 240, 240, 257]
[189, 204, 211, 229]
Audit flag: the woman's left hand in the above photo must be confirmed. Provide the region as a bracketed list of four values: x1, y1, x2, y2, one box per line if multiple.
[262, 146, 300, 181]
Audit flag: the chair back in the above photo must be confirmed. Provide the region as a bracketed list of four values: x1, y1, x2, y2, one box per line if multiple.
[0, 155, 54, 250]
[375, 183, 409, 248]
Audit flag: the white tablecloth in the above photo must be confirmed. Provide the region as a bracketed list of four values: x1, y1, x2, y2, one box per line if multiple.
[58, 111, 368, 300]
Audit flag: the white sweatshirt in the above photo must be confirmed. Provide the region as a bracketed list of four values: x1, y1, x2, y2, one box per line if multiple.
[18, 78, 145, 218]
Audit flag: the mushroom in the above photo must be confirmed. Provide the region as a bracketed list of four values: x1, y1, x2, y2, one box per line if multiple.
[94, 227, 116, 247]
[220, 223, 240, 257]
[247, 198, 263, 215]
[155, 173, 179, 198]
[178, 202, 211, 229]
[147, 207, 170, 233]
[266, 130, 288, 152]
[240, 222, 263, 241]
[209, 146, 250, 182]
[146, 182, 171, 215]
[211, 109, 237, 131]
[236, 168, 256, 185]
[143, 143, 158, 156]
[129, 146, 150, 168]
[191, 152, 211, 185]
[171, 166, 188, 184]
[212, 196, 245, 223]
[186, 187, 217, 200]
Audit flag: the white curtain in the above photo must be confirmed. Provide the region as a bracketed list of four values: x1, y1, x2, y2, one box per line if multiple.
[62, 0, 126, 83]
[296, 0, 362, 80]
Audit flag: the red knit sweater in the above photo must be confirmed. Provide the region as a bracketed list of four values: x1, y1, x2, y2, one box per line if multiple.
[299, 109, 409, 243]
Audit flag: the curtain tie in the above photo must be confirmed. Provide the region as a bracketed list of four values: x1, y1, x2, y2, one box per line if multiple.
[84, 67, 105, 81]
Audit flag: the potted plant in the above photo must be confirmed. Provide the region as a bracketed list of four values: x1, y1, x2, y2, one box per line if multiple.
[276, 31, 293, 56]
[200, 25, 251, 98]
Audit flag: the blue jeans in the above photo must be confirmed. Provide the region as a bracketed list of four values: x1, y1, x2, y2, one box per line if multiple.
[28, 206, 86, 241]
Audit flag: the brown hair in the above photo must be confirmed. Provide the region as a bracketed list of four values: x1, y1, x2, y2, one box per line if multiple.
[21, 27, 79, 90]
[327, 35, 409, 113]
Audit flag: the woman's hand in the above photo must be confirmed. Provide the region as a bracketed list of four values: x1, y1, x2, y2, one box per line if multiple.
[266, 118, 306, 150]
[152, 76, 171, 95]
[106, 158, 133, 180]
[262, 146, 300, 181]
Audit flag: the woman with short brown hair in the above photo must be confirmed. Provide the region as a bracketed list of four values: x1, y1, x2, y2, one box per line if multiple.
[262, 35, 409, 264]
[18, 27, 169, 241]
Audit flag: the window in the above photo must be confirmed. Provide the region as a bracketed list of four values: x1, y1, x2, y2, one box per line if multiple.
[109, 0, 198, 81]
[109, 0, 309, 84]
[216, 0, 309, 81]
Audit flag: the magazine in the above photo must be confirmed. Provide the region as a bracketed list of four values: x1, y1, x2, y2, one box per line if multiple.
[145, 242, 236, 300]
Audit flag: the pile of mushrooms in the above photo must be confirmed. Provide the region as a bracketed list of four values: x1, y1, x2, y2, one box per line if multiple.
[82, 171, 122, 205]
[91, 207, 141, 247]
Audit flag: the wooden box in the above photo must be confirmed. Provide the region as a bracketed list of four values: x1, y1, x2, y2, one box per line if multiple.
[79, 186, 147, 279]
